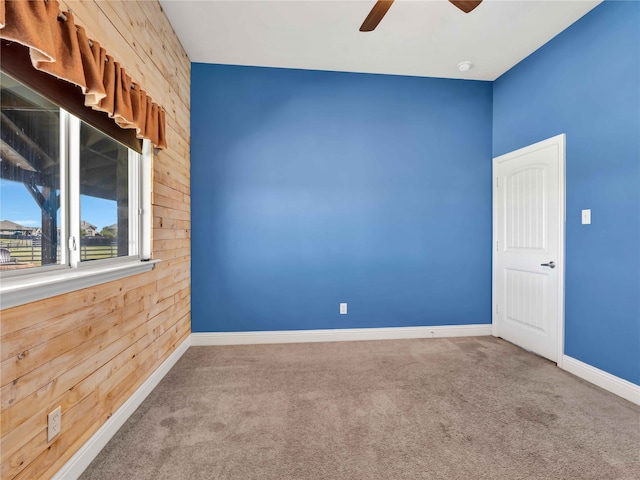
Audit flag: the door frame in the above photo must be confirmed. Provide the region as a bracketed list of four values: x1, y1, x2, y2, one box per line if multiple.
[492, 134, 566, 366]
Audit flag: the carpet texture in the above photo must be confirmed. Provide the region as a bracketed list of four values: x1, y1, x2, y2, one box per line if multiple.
[81, 337, 640, 480]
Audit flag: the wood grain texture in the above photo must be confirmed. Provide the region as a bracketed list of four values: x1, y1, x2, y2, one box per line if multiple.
[0, 2, 191, 479]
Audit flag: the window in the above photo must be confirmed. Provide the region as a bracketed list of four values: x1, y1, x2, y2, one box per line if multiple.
[0, 71, 154, 307]
[78, 121, 136, 263]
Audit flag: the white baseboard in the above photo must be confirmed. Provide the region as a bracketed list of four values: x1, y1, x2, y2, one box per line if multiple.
[190, 324, 492, 346]
[562, 355, 640, 406]
[52, 336, 191, 480]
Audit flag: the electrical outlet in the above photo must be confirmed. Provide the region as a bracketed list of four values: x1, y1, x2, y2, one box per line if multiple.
[340, 303, 347, 315]
[48, 406, 61, 441]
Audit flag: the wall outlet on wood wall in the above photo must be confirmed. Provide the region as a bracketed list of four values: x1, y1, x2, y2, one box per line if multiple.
[48, 406, 61, 442]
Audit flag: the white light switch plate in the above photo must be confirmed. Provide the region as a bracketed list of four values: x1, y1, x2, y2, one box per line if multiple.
[582, 209, 591, 225]
[339, 303, 347, 315]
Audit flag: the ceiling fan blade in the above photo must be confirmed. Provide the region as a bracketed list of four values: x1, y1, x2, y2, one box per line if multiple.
[360, 0, 394, 32]
[449, 1, 483, 14]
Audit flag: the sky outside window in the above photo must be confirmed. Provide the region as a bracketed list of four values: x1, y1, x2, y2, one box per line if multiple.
[1, 179, 117, 232]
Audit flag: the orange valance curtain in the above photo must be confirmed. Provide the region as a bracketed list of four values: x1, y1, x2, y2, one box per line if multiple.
[0, 0, 167, 149]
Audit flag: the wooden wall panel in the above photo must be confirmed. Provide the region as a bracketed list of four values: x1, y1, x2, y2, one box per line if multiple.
[0, 2, 191, 479]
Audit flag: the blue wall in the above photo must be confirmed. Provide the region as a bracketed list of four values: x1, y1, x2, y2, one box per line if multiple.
[191, 65, 493, 332]
[493, 1, 640, 384]
[191, 1, 639, 386]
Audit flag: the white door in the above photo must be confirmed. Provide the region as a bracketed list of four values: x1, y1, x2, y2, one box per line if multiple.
[493, 134, 565, 363]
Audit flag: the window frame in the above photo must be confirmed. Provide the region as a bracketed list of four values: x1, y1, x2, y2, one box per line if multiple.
[0, 96, 156, 310]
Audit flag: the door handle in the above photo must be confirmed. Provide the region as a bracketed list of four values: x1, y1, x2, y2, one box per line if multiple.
[541, 261, 556, 269]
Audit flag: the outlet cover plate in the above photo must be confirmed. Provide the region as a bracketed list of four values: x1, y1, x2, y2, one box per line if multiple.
[48, 406, 61, 441]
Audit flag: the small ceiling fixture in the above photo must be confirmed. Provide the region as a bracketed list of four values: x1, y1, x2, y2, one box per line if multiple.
[458, 61, 472, 72]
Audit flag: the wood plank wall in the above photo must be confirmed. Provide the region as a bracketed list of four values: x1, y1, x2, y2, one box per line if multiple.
[0, 2, 191, 478]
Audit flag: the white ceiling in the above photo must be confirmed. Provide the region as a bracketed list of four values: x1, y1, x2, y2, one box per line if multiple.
[159, 0, 602, 81]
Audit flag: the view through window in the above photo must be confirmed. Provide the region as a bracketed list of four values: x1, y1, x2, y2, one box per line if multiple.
[80, 122, 130, 261]
[1, 72, 61, 269]
[0, 71, 144, 271]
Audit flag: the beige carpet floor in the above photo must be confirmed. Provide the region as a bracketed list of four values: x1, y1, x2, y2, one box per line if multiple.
[81, 336, 640, 480]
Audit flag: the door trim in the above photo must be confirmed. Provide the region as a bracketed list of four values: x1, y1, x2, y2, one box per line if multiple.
[492, 134, 566, 367]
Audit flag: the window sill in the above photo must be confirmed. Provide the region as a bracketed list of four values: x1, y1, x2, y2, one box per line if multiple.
[0, 259, 159, 310]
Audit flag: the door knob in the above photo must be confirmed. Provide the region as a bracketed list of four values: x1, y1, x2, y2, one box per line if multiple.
[541, 261, 556, 269]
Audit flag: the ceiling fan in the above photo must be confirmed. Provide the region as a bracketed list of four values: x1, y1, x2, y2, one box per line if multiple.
[360, 0, 483, 32]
